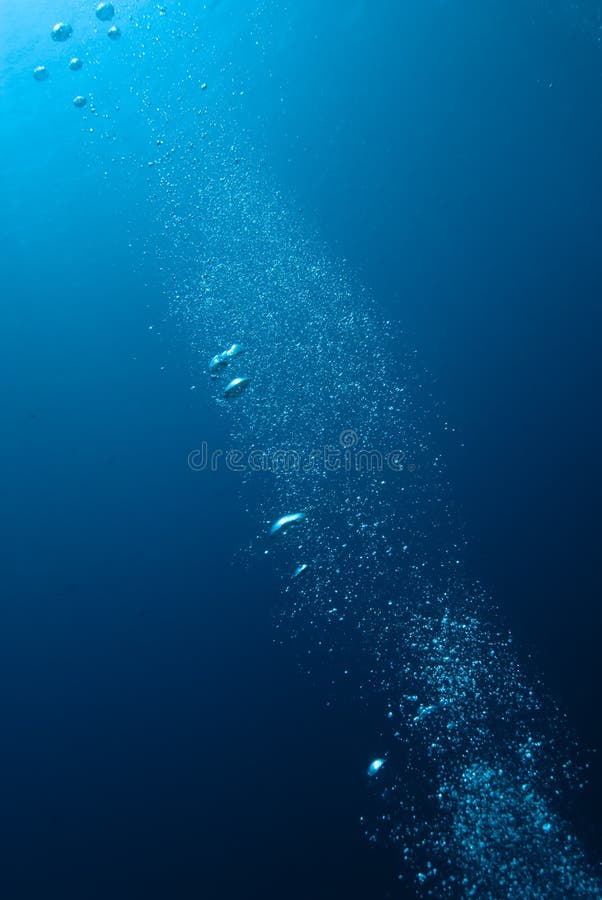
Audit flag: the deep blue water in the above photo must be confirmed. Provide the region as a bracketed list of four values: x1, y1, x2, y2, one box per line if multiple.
[1, 1, 601, 897]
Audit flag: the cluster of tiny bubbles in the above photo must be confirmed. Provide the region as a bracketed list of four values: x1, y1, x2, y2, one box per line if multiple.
[145, 123, 601, 894]
[363, 588, 601, 895]
[56, 4, 599, 894]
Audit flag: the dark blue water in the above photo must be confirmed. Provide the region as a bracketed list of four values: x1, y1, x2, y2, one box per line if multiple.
[1, 2, 600, 897]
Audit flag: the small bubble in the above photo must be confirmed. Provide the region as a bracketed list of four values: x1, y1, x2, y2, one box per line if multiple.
[367, 758, 385, 777]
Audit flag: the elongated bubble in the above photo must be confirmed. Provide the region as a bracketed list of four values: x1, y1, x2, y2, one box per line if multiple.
[270, 513, 307, 537]
[367, 758, 385, 777]
[223, 376, 251, 400]
[209, 343, 244, 376]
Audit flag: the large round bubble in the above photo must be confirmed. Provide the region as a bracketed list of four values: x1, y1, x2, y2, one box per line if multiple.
[95, 2, 115, 22]
[51, 22, 72, 42]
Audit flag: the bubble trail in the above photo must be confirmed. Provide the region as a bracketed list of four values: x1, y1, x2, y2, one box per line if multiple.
[15, 0, 597, 890]
[125, 7, 600, 893]
[150, 135, 601, 896]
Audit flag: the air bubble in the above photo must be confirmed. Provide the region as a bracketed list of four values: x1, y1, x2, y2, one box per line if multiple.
[270, 513, 306, 537]
[223, 376, 251, 400]
[367, 758, 385, 776]
[96, 2, 115, 21]
[51, 22, 72, 42]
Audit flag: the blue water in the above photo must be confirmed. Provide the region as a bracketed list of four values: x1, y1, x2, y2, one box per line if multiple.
[1, 1, 601, 897]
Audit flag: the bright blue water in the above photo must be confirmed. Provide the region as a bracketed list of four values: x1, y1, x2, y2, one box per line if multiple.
[1, 2, 601, 897]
